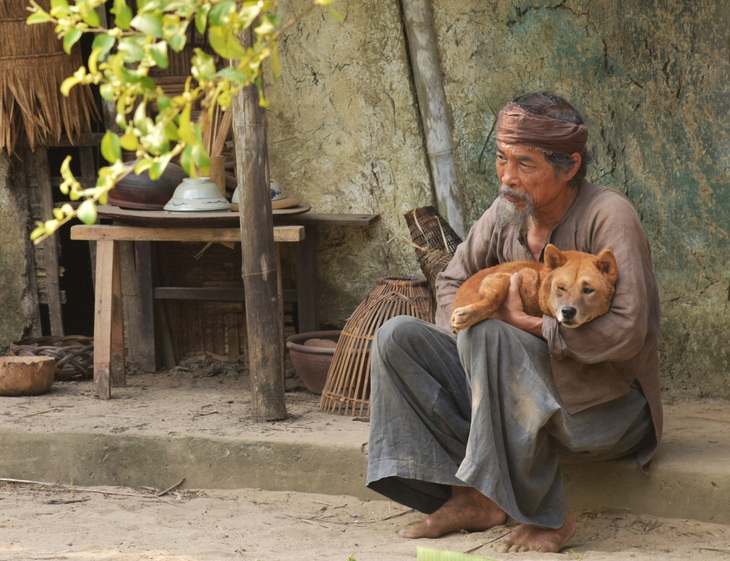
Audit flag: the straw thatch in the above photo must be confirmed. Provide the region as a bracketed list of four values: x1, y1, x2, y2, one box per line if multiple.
[0, 2, 98, 154]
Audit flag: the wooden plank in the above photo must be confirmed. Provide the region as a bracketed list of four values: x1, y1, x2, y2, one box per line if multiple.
[296, 225, 320, 332]
[275, 213, 380, 227]
[134, 242, 157, 371]
[153, 287, 245, 301]
[93, 240, 115, 399]
[109, 240, 126, 387]
[70, 224, 304, 243]
[34, 147, 65, 336]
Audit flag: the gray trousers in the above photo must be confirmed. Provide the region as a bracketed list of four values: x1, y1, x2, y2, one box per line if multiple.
[366, 316, 652, 528]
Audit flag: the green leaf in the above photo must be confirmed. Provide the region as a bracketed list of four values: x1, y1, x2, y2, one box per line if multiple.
[111, 0, 133, 30]
[216, 66, 246, 84]
[100, 131, 122, 163]
[179, 145, 194, 176]
[191, 140, 210, 173]
[131, 13, 163, 37]
[208, 1, 235, 27]
[416, 547, 498, 561]
[271, 41, 282, 78]
[91, 33, 116, 59]
[194, 5, 210, 34]
[60, 75, 81, 97]
[178, 103, 195, 144]
[208, 26, 246, 60]
[26, 12, 54, 25]
[62, 28, 83, 55]
[99, 83, 115, 101]
[254, 16, 277, 37]
[118, 37, 145, 63]
[148, 41, 169, 69]
[156, 95, 172, 111]
[134, 159, 154, 175]
[168, 26, 188, 52]
[77, 200, 98, 225]
[191, 48, 218, 82]
[119, 130, 139, 151]
[81, 6, 100, 27]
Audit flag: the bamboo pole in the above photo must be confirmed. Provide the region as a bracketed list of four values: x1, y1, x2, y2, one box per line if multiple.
[400, 0, 465, 237]
[231, 29, 288, 421]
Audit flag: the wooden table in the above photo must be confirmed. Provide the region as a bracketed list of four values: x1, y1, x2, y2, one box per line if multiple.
[72, 208, 380, 399]
[70, 222, 305, 399]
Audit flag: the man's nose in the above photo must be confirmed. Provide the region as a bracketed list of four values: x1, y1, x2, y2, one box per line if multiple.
[501, 162, 518, 185]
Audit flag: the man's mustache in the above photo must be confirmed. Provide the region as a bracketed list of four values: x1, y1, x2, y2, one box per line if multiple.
[499, 185, 530, 203]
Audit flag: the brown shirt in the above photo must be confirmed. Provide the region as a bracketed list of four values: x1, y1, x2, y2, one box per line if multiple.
[435, 182, 662, 465]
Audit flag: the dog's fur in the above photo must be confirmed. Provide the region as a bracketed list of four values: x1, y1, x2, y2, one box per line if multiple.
[450, 244, 618, 333]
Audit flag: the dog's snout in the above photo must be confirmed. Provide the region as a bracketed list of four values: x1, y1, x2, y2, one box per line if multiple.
[561, 306, 577, 320]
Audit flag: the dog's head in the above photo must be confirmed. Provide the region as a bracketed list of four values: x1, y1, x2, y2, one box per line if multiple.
[539, 244, 618, 328]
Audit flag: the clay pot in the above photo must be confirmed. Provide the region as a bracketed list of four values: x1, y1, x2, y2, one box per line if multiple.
[286, 331, 341, 394]
[108, 163, 189, 210]
[0, 356, 56, 396]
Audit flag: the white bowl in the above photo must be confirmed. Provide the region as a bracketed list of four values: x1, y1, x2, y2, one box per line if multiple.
[164, 177, 231, 212]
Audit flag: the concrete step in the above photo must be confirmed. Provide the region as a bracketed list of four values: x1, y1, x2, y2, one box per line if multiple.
[0, 372, 727, 525]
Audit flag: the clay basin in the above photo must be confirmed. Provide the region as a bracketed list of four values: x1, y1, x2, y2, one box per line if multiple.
[0, 356, 56, 396]
[285, 330, 341, 394]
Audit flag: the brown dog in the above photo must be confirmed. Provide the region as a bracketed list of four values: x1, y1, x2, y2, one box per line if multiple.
[450, 244, 618, 333]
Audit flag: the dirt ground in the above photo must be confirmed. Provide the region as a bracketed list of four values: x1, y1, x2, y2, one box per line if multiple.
[0, 357, 729, 561]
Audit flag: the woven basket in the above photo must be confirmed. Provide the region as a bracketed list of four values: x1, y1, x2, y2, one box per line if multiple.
[9, 336, 93, 381]
[403, 206, 463, 297]
[319, 277, 434, 417]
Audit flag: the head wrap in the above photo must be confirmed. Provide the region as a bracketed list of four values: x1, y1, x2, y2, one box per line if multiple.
[496, 102, 588, 155]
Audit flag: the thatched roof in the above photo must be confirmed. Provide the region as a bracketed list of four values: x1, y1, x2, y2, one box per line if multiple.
[0, 2, 98, 154]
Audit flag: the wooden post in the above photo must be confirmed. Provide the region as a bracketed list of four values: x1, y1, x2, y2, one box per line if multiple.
[231, 28, 288, 421]
[34, 147, 65, 336]
[400, 0, 466, 237]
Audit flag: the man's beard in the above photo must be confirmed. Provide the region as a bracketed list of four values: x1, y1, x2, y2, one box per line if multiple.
[496, 185, 535, 232]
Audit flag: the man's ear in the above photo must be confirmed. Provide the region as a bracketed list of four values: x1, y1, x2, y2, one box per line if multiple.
[544, 244, 566, 270]
[596, 249, 618, 285]
[564, 152, 581, 182]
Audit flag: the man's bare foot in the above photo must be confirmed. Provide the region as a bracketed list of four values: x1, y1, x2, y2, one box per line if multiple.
[497, 511, 577, 553]
[398, 486, 507, 539]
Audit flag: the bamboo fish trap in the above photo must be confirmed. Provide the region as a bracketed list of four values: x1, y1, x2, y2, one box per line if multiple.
[403, 206, 463, 297]
[0, 2, 98, 154]
[319, 277, 434, 417]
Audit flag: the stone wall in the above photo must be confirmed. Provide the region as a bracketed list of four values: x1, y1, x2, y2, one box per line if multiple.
[267, 0, 729, 397]
[0, 0, 726, 397]
[0, 153, 37, 350]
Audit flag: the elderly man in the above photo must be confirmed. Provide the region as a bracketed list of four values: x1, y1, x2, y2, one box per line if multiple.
[366, 92, 662, 553]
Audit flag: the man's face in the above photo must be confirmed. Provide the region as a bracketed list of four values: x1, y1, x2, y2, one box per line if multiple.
[495, 140, 572, 217]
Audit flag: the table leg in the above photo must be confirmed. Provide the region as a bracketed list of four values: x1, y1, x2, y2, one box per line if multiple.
[296, 225, 320, 332]
[93, 240, 125, 398]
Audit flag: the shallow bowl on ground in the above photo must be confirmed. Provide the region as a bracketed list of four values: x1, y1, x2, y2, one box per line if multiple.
[285, 330, 341, 394]
[0, 356, 56, 396]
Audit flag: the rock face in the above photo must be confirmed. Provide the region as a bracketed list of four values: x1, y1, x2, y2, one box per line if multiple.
[0, 154, 37, 352]
[0, 356, 55, 396]
[0, 1, 727, 397]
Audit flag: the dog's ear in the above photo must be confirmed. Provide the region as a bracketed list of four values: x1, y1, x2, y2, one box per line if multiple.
[595, 249, 618, 285]
[543, 244, 566, 270]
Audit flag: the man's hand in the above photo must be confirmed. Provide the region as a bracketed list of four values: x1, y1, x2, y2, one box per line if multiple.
[493, 273, 544, 337]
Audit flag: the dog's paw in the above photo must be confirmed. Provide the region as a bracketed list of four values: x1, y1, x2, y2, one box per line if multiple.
[451, 306, 477, 331]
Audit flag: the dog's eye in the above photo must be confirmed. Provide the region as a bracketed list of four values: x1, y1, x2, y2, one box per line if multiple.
[582, 286, 594, 295]
[557, 286, 566, 292]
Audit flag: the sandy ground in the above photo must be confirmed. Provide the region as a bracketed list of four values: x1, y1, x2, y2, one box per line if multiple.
[0, 357, 729, 561]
